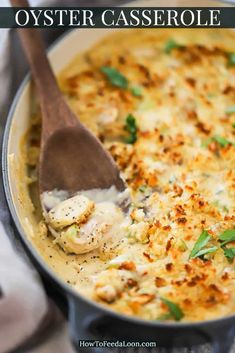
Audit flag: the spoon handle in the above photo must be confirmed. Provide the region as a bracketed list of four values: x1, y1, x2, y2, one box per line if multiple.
[11, 0, 78, 136]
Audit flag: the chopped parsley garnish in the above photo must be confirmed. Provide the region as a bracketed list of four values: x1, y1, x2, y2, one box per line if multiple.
[213, 135, 233, 147]
[222, 247, 235, 263]
[160, 297, 184, 321]
[228, 52, 235, 66]
[164, 39, 183, 54]
[130, 85, 143, 97]
[189, 230, 217, 259]
[202, 136, 235, 148]
[124, 114, 137, 144]
[101, 67, 128, 89]
[232, 123, 235, 128]
[188, 227, 235, 263]
[192, 246, 218, 259]
[218, 229, 235, 263]
[225, 106, 235, 114]
[218, 229, 235, 246]
[101, 67, 143, 98]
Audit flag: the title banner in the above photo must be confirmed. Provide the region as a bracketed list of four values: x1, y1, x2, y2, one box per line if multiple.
[1, 7, 235, 28]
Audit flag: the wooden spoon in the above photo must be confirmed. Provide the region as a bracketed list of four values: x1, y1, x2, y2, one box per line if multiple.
[11, 0, 125, 196]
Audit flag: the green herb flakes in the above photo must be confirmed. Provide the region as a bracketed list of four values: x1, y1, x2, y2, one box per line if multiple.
[130, 85, 143, 97]
[101, 67, 128, 89]
[218, 229, 235, 262]
[193, 246, 218, 258]
[164, 39, 183, 54]
[219, 229, 235, 246]
[189, 230, 217, 259]
[228, 52, 235, 66]
[202, 136, 235, 148]
[101, 67, 144, 98]
[160, 297, 184, 321]
[124, 114, 137, 144]
[213, 135, 232, 147]
[222, 247, 235, 262]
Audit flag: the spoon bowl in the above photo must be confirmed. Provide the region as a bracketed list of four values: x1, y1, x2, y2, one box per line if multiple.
[40, 124, 125, 194]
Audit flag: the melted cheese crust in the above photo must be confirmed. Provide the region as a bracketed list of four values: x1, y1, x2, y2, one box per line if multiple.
[27, 29, 235, 322]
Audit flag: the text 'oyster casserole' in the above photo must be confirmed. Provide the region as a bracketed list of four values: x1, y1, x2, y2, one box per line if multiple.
[25, 29, 235, 323]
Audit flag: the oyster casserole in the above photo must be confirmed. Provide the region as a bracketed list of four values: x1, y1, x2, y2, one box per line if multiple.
[25, 29, 235, 323]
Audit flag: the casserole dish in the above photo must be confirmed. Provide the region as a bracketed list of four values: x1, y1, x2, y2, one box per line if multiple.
[2, 0, 235, 351]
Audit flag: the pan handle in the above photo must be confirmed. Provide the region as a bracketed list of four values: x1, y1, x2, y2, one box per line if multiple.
[210, 325, 235, 353]
[68, 294, 105, 352]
